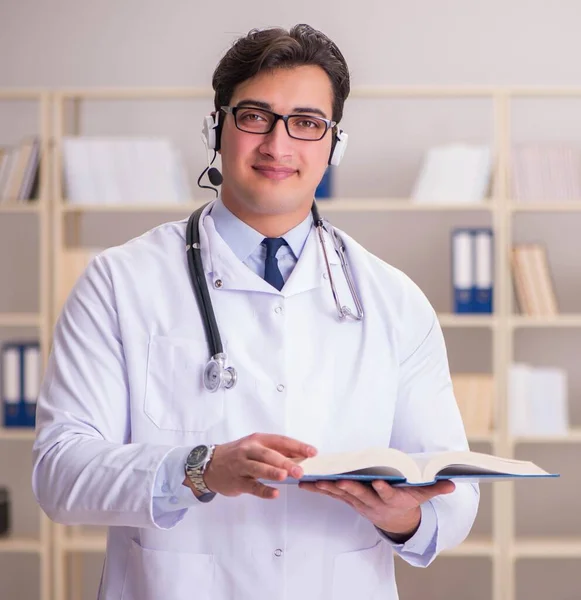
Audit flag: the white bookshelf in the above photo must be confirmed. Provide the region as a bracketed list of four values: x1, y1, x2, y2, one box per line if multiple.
[0, 89, 52, 600]
[0, 85, 566, 600]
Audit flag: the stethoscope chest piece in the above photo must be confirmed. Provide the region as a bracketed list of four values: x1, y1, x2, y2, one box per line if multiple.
[203, 353, 238, 392]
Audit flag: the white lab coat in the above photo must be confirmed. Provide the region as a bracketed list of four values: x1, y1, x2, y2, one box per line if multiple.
[32, 202, 479, 600]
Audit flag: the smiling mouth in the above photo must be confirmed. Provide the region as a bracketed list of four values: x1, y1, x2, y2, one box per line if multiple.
[252, 166, 297, 180]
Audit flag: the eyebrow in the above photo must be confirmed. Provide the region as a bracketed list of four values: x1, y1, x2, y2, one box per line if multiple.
[235, 99, 329, 119]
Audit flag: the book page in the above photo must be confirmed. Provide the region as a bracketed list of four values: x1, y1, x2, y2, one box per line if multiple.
[296, 447, 421, 481]
[423, 450, 550, 481]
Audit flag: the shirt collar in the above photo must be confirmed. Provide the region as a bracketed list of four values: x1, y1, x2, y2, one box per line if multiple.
[210, 195, 313, 262]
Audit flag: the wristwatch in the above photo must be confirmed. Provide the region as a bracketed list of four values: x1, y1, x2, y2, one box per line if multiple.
[185, 444, 216, 496]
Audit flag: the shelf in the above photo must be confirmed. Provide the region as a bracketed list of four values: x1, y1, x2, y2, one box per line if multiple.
[60, 201, 204, 213]
[512, 428, 581, 443]
[317, 198, 495, 212]
[0, 427, 36, 441]
[510, 315, 581, 328]
[0, 203, 41, 214]
[441, 535, 494, 557]
[58, 198, 496, 214]
[62, 533, 106, 553]
[513, 537, 581, 558]
[438, 313, 496, 328]
[510, 202, 581, 212]
[0, 536, 42, 553]
[467, 433, 497, 444]
[0, 312, 41, 327]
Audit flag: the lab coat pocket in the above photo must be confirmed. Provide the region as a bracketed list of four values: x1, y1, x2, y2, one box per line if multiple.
[332, 540, 395, 599]
[144, 335, 225, 432]
[122, 539, 214, 600]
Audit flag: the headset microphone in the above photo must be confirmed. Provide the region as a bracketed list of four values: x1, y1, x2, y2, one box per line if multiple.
[207, 166, 223, 186]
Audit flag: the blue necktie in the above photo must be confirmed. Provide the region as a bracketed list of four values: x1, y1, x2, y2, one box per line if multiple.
[262, 237, 286, 291]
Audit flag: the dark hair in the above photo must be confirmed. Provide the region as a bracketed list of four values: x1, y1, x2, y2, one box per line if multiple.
[212, 24, 350, 123]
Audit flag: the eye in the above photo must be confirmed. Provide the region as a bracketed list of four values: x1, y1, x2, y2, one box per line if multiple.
[295, 118, 322, 129]
[238, 110, 268, 122]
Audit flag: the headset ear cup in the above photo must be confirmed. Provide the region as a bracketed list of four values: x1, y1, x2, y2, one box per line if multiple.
[329, 128, 348, 167]
[214, 113, 223, 153]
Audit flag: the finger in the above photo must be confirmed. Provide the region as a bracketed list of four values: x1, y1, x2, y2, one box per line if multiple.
[253, 433, 318, 459]
[242, 478, 280, 500]
[242, 460, 288, 482]
[335, 480, 383, 508]
[247, 446, 306, 479]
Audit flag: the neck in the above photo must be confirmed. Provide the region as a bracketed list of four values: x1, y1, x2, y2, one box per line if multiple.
[221, 189, 313, 238]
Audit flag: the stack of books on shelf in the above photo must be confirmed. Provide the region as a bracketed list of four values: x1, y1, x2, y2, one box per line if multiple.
[508, 363, 568, 436]
[511, 244, 558, 316]
[451, 373, 494, 436]
[411, 142, 492, 204]
[0, 137, 40, 205]
[451, 227, 494, 313]
[511, 142, 581, 202]
[62, 136, 192, 205]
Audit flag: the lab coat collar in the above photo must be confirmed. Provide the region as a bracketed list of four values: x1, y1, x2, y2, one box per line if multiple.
[197, 201, 340, 296]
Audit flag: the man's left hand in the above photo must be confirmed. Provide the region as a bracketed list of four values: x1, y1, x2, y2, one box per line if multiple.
[298, 478, 455, 541]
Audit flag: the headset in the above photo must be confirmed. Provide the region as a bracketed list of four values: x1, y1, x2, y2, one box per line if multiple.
[201, 110, 348, 168]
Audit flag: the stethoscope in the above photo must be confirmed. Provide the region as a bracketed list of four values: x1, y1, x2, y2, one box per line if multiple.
[186, 201, 364, 392]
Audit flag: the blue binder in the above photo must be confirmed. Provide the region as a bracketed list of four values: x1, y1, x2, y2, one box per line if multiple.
[315, 167, 333, 199]
[1, 341, 40, 428]
[451, 227, 494, 314]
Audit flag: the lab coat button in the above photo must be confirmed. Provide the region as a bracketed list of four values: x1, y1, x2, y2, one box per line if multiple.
[161, 482, 170, 494]
[274, 306, 283, 315]
[276, 384, 285, 392]
[169, 496, 179, 505]
[274, 549, 283, 557]
[214, 279, 223, 288]
[323, 272, 329, 280]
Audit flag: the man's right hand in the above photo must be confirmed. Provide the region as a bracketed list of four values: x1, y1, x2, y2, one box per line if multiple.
[192, 433, 318, 500]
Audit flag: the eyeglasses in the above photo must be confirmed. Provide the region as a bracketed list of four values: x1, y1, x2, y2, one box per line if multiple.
[221, 105, 336, 141]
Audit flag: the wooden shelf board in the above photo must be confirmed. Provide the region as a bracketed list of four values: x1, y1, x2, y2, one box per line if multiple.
[0, 313, 41, 327]
[58, 198, 496, 213]
[510, 202, 581, 212]
[0, 203, 41, 214]
[438, 313, 496, 328]
[514, 538, 581, 558]
[0, 536, 42, 553]
[62, 534, 106, 553]
[510, 315, 581, 328]
[0, 428, 36, 441]
[512, 428, 581, 443]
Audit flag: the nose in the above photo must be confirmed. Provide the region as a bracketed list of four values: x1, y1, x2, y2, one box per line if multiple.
[258, 118, 293, 161]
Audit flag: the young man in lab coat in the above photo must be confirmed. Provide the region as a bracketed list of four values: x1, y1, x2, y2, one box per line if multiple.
[33, 24, 479, 600]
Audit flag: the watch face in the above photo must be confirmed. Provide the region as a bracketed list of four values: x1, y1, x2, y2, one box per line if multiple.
[188, 445, 209, 467]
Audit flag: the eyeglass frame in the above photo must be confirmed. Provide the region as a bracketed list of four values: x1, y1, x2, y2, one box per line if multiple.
[220, 105, 337, 141]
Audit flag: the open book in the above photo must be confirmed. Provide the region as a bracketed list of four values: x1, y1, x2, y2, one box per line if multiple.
[273, 448, 558, 487]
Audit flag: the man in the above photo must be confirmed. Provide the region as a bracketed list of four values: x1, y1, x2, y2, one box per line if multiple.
[33, 24, 479, 600]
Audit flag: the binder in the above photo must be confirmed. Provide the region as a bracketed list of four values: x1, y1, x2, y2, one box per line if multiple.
[1, 345, 22, 427]
[1, 341, 41, 428]
[315, 167, 333, 199]
[452, 229, 474, 313]
[451, 227, 494, 314]
[23, 344, 41, 428]
[473, 228, 494, 313]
